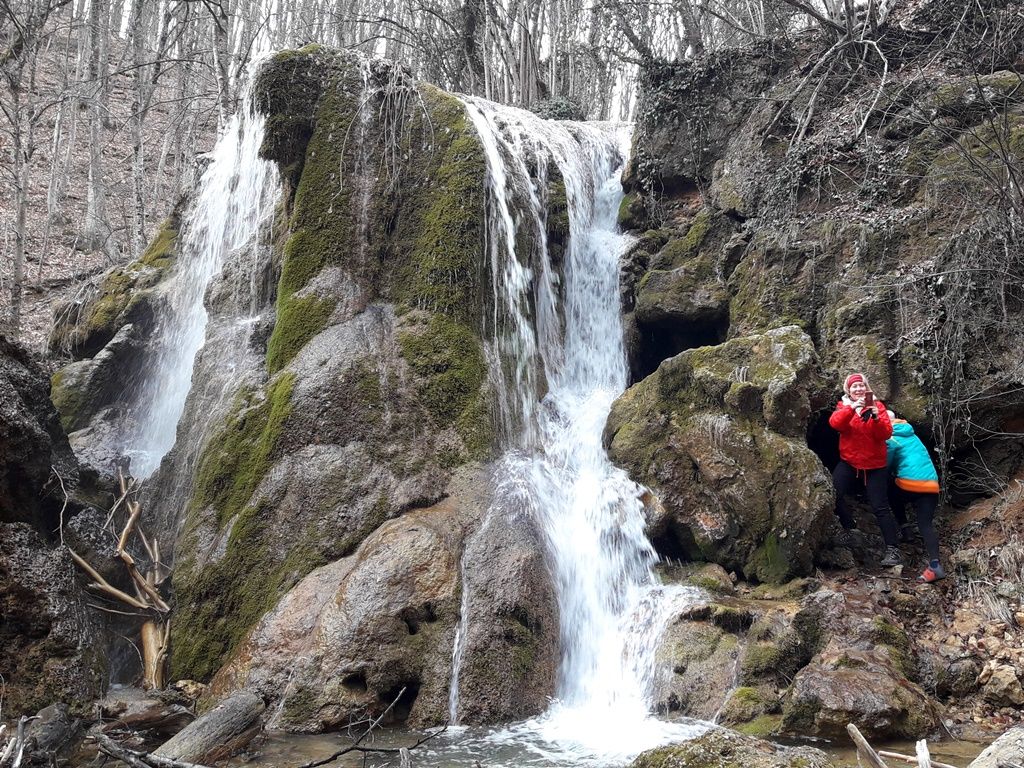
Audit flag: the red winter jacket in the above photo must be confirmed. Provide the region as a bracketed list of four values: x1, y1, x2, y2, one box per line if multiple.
[829, 399, 893, 470]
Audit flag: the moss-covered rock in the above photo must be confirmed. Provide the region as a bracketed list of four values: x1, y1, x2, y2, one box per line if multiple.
[171, 372, 297, 680]
[606, 326, 832, 583]
[50, 215, 179, 359]
[630, 727, 836, 768]
[172, 50, 501, 697]
[397, 313, 488, 440]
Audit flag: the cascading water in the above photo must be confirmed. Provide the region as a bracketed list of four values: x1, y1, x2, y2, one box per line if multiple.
[449, 100, 706, 762]
[124, 92, 280, 477]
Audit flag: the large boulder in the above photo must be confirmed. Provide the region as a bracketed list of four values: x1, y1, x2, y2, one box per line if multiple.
[451, 498, 560, 723]
[969, 726, 1024, 768]
[630, 728, 836, 768]
[606, 325, 833, 583]
[162, 49, 500, 691]
[1, 335, 78, 525]
[207, 473, 485, 729]
[0, 523, 107, 716]
[780, 587, 940, 739]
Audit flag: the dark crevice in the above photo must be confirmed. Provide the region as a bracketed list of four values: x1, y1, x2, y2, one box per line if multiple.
[341, 672, 368, 693]
[399, 608, 420, 635]
[380, 681, 420, 722]
[807, 407, 840, 474]
[631, 313, 729, 384]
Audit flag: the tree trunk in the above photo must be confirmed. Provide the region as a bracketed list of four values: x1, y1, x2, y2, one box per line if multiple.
[140, 620, 169, 690]
[154, 691, 264, 765]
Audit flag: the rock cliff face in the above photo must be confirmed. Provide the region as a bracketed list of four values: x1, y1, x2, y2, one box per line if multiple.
[0, 337, 107, 716]
[162, 49, 505, 718]
[614, 0, 1024, 505]
[609, 0, 1024, 743]
[39, 46, 567, 729]
[35, 4, 1024, 744]
[612, 0, 1024, 579]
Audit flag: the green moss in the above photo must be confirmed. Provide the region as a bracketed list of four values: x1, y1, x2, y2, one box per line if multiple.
[192, 372, 296, 528]
[547, 172, 570, 245]
[749, 578, 816, 600]
[170, 498, 326, 682]
[659, 209, 713, 266]
[398, 314, 488, 431]
[741, 641, 783, 678]
[51, 366, 87, 433]
[139, 218, 178, 270]
[389, 88, 488, 322]
[871, 616, 914, 679]
[735, 713, 783, 737]
[720, 685, 770, 725]
[746, 532, 791, 584]
[266, 294, 336, 374]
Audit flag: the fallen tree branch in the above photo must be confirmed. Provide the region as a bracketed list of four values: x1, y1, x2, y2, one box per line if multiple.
[878, 748, 957, 768]
[847, 723, 890, 768]
[68, 548, 151, 610]
[91, 734, 212, 768]
[295, 687, 446, 768]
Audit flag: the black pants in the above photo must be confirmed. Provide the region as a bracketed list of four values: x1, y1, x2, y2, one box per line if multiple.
[832, 460, 900, 547]
[890, 485, 941, 562]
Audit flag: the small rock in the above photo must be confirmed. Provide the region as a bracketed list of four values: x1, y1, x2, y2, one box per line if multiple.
[982, 664, 1024, 707]
[996, 581, 1018, 599]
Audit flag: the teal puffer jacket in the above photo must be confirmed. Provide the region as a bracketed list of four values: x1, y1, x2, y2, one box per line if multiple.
[886, 421, 939, 493]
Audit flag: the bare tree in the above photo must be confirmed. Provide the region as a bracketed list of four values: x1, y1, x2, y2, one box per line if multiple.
[0, 0, 75, 335]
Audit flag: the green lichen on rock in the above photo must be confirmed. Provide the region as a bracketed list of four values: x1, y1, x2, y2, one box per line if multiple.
[398, 313, 491, 459]
[50, 216, 179, 358]
[191, 372, 296, 529]
[387, 86, 488, 323]
[265, 294, 336, 374]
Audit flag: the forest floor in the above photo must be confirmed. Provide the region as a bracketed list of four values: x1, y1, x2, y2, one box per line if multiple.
[0, 34, 218, 354]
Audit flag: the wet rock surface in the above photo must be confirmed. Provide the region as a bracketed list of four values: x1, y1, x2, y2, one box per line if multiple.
[1, 335, 78, 526]
[452, 502, 560, 724]
[208, 472, 489, 729]
[607, 325, 833, 583]
[0, 523, 107, 716]
[630, 727, 836, 768]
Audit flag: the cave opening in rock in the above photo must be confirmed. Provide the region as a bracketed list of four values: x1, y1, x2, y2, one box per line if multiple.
[380, 681, 420, 722]
[631, 314, 729, 384]
[806, 408, 840, 474]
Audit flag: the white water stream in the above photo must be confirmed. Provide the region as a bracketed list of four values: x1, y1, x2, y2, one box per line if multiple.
[450, 100, 706, 762]
[125, 93, 280, 477]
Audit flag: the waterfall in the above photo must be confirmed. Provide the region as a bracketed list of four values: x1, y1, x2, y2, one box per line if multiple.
[450, 100, 705, 759]
[124, 93, 280, 478]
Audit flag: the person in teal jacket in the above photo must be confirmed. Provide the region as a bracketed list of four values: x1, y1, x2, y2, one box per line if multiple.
[886, 412, 944, 582]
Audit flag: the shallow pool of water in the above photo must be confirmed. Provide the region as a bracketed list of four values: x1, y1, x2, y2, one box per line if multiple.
[231, 724, 988, 768]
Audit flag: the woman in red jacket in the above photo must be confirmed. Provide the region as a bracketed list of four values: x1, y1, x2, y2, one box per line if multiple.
[829, 373, 902, 567]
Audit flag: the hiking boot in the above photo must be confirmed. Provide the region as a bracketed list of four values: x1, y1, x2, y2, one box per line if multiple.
[879, 546, 902, 567]
[919, 563, 946, 583]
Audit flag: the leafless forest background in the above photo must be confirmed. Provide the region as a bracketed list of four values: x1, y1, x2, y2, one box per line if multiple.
[0, 0, 877, 347]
